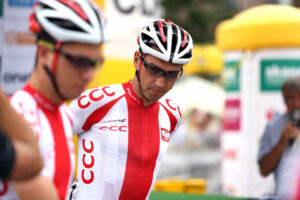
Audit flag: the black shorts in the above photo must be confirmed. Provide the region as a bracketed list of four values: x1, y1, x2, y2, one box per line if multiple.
[0, 128, 15, 179]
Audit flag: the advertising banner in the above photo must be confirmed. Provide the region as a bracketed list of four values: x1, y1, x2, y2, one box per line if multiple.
[222, 51, 244, 196]
[222, 48, 300, 198]
[260, 59, 300, 91]
[0, 0, 3, 17]
[223, 60, 240, 92]
[0, 0, 3, 80]
[105, 0, 162, 59]
[0, 0, 36, 94]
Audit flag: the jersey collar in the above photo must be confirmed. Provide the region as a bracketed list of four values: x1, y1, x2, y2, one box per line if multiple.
[122, 81, 158, 108]
[22, 83, 59, 112]
[123, 81, 143, 105]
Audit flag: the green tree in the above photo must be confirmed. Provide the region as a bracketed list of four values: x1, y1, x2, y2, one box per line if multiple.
[162, 0, 237, 43]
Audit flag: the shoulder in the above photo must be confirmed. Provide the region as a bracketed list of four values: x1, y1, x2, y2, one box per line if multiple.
[267, 113, 288, 129]
[70, 83, 125, 111]
[262, 113, 288, 138]
[158, 97, 182, 134]
[10, 90, 40, 131]
[10, 89, 37, 114]
[158, 97, 182, 120]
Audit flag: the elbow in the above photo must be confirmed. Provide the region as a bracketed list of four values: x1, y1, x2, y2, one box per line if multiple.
[259, 165, 271, 177]
[260, 169, 270, 177]
[36, 155, 44, 173]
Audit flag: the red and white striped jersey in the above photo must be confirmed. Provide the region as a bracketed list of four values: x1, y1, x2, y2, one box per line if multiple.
[70, 81, 181, 200]
[0, 83, 75, 200]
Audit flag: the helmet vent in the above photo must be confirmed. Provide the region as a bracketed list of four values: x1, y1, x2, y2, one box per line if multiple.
[48, 18, 85, 32]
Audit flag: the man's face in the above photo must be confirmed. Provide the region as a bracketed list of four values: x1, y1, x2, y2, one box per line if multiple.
[55, 42, 103, 99]
[283, 89, 300, 115]
[135, 53, 182, 104]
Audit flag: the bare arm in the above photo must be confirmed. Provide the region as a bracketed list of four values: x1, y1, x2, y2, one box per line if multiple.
[259, 122, 298, 176]
[0, 88, 43, 180]
[14, 176, 59, 200]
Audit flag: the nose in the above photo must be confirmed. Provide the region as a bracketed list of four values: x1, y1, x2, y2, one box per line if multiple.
[81, 67, 96, 82]
[154, 75, 167, 88]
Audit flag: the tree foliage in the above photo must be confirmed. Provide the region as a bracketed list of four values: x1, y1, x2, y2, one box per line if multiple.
[162, 0, 237, 43]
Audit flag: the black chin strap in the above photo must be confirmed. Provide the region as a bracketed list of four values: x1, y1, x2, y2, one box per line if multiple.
[43, 65, 67, 100]
[135, 63, 150, 102]
[135, 50, 150, 102]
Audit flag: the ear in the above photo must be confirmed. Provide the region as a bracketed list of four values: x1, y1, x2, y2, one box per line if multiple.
[133, 51, 141, 70]
[37, 45, 52, 67]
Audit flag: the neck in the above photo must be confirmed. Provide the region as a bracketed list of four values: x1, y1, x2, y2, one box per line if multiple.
[29, 66, 63, 105]
[131, 77, 153, 107]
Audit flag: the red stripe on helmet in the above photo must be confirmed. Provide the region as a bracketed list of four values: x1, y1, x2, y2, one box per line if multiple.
[158, 21, 166, 43]
[29, 12, 42, 33]
[58, 0, 88, 21]
[166, 20, 188, 48]
[33, 2, 39, 8]
[180, 28, 188, 48]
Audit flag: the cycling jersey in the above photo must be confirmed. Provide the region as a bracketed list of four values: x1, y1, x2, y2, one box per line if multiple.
[0, 83, 75, 200]
[70, 81, 181, 200]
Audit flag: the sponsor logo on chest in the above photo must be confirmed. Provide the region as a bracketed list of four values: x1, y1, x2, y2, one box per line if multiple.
[99, 118, 127, 133]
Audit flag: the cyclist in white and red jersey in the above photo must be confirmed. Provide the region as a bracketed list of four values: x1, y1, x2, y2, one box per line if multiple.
[69, 19, 193, 200]
[0, 0, 108, 199]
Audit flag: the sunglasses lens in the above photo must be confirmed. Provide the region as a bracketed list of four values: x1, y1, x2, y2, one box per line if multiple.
[145, 63, 163, 77]
[143, 60, 181, 81]
[60, 51, 104, 69]
[165, 72, 180, 80]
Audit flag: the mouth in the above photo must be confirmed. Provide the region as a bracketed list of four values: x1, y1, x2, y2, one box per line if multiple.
[149, 88, 164, 95]
[77, 84, 88, 93]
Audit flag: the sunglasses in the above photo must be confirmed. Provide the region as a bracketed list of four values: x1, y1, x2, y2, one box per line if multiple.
[57, 49, 104, 70]
[141, 59, 182, 81]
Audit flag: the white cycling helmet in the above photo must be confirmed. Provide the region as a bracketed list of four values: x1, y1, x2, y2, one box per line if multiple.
[29, 0, 107, 44]
[138, 19, 193, 65]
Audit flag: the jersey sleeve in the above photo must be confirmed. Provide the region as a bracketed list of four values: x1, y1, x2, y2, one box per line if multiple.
[159, 98, 182, 136]
[69, 85, 121, 135]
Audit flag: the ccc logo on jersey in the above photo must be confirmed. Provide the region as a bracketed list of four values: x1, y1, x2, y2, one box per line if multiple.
[99, 125, 128, 132]
[78, 86, 115, 109]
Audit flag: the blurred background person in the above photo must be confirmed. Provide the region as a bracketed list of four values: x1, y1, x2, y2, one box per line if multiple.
[258, 76, 300, 199]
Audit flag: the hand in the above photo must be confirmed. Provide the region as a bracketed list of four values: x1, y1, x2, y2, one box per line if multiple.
[280, 122, 299, 145]
[69, 180, 79, 200]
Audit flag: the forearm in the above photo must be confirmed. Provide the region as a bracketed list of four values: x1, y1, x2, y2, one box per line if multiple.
[9, 140, 42, 180]
[14, 175, 59, 200]
[259, 139, 288, 176]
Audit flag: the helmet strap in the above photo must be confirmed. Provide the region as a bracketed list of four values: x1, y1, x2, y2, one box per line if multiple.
[135, 53, 150, 102]
[43, 41, 67, 100]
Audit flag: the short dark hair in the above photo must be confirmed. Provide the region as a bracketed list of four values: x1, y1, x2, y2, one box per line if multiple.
[282, 76, 300, 92]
